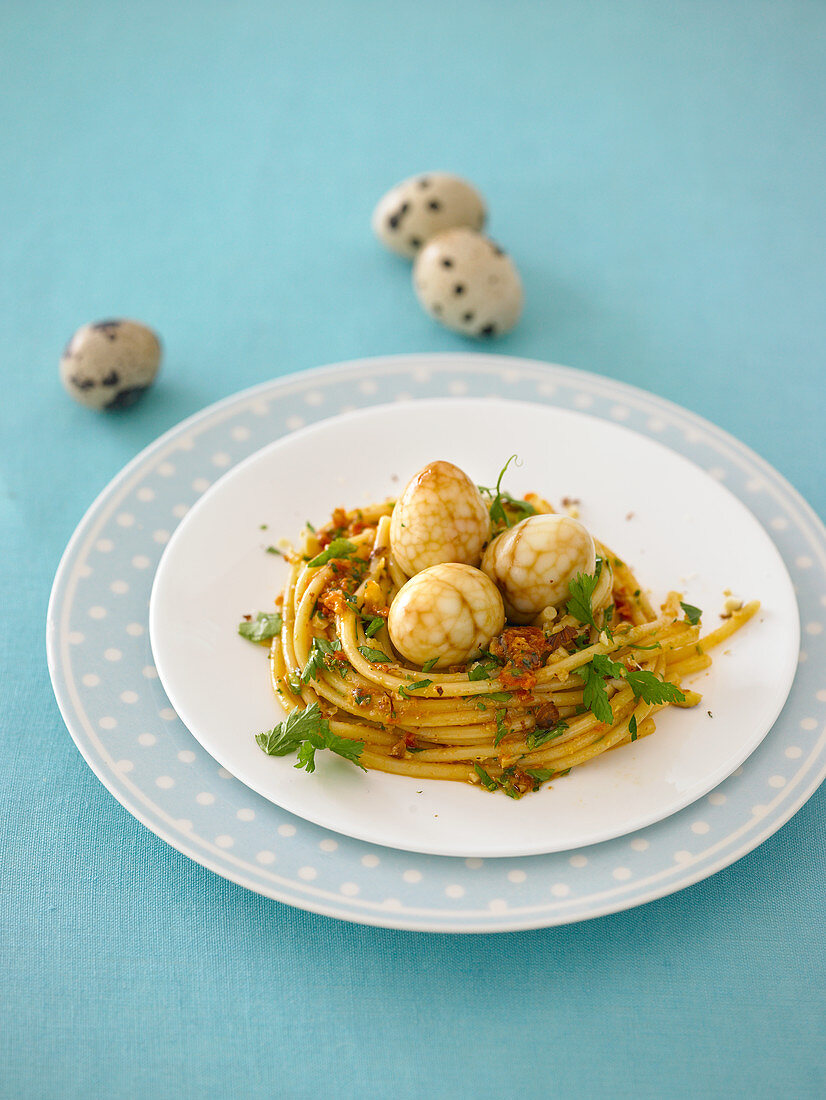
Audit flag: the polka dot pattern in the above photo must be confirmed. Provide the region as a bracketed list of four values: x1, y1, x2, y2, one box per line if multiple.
[47, 355, 826, 932]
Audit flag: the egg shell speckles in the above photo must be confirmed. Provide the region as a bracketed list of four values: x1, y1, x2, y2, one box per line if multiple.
[413, 228, 523, 339]
[388, 563, 505, 668]
[482, 514, 596, 623]
[60, 320, 161, 410]
[390, 460, 490, 576]
[372, 173, 486, 259]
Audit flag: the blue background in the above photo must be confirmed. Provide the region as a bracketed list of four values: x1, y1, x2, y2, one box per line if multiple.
[2, 1, 824, 1097]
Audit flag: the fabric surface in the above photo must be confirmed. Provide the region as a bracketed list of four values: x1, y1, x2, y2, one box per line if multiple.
[1, 1, 824, 1097]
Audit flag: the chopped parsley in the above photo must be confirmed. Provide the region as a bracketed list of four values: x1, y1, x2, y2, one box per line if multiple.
[578, 661, 615, 725]
[493, 710, 508, 746]
[566, 561, 603, 631]
[307, 538, 358, 567]
[363, 615, 384, 638]
[238, 611, 282, 642]
[680, 601, 703, 625]
[399, 679, 433, 698]
[358, 645, 392, 664]
[525, 720, 568, 750]
[524, 767, 555, 782]
[255, 702, 365, 772]
[421, 657, 438, 673]
[265, 545, 283, 556]
[629, 715, 638, 742]
[474, 764, 498, 792]
[485, 691, 513, 703]
[467, 659, 498, 681]
[301, 636, 342, 683]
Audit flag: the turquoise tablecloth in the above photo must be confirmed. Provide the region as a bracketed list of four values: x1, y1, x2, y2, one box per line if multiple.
[2, 2, 824, 1097]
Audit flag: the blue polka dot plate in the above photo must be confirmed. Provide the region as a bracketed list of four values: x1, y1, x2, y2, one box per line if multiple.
[46, 355, 826, 931]
[148, 396, 796, 859]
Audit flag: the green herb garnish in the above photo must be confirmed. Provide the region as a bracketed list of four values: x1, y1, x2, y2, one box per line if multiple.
[307, 538, 357, 567]
[364, 615, 384, 638]
[399, 679, 432, 698]
[478, 455, 536, 529]
[680, 601, 703, 625]
[624, 668, 685, 706]
[577, 659, 617, 725]
[566, 561, 603, 631]
[485, 691, 513, 703]
[474, 764, 498, 792]
[358, 645, 392, 664]
[629, 715, 638, 742]
[524, 768, 555, 782]
[301, 636, 342, 683]
[421, 657, 438, 673]
[493, 710, 508, 746]
[467, 659, 497, 681]
[266, 545, 283, 556]
[238, 611, 282, 642]
[255, 702, 365, 772]
[525, 720, 569, 750]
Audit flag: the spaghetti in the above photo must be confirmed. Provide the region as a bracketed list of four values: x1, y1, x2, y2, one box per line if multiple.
[252, 471, 758, 797]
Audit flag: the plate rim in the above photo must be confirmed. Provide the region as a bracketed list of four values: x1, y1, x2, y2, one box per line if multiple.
[147, 393, 800, 858]
[46, 352, 826, 931]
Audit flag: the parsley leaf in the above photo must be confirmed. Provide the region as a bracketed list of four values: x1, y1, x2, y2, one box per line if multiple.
[629, 715, 638, 742]
[255, 702, 365, 771]
[624, 668, 685, 705]
[358, 645, 392, 663]
[307, 538, 357, 567]
[399, 679, 432, 698]
[467, 659, 497, 681]
[566, 561, 603, 631]
[591, 652, 626, 679]
[238, 611, 282, 642]
[301, 636, 341, 683]
[474, 764, 498, 792]
[493, 710, 508, 746]
[680, 601, 703, 625]
[578, 661, 615, 725]
[364, 615, 384, 638]
[421, 657, 438, 673]
[485, 691, 513, 703]
[265, 545, 283, 556]
[524, 767, 555, 782]
[525, 720, 568, 750]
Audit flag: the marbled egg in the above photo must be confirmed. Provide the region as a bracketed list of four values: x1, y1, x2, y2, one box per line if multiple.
[388, 563, 505, 668]
[413, 228, 523, 338]
[481, 514, 596, 623]
[390, 460, 490, 576]
[60, 319, 161, 410]
[372, 173, 486, 259]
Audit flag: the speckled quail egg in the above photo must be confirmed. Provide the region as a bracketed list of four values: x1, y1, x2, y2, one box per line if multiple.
[481, 514, 596, 623]
[388, 563, 505, 668]
[413, 228, 523, 339]
[390, 460, 490, 577]
[60, 319, 161, 410]
[372, 172, 486, 259]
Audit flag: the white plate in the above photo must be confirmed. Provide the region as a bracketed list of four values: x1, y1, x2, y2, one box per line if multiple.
[149, 397, 798, 858]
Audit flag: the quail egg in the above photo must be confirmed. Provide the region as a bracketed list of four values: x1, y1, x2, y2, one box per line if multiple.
[388, 563, 505, 668]
[60, 319, 161, 410]
[390, 460, 490, 576]
[372, 172, 486, 259]
[413, 228, 523, 338]
[481, 514, 596, 623]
